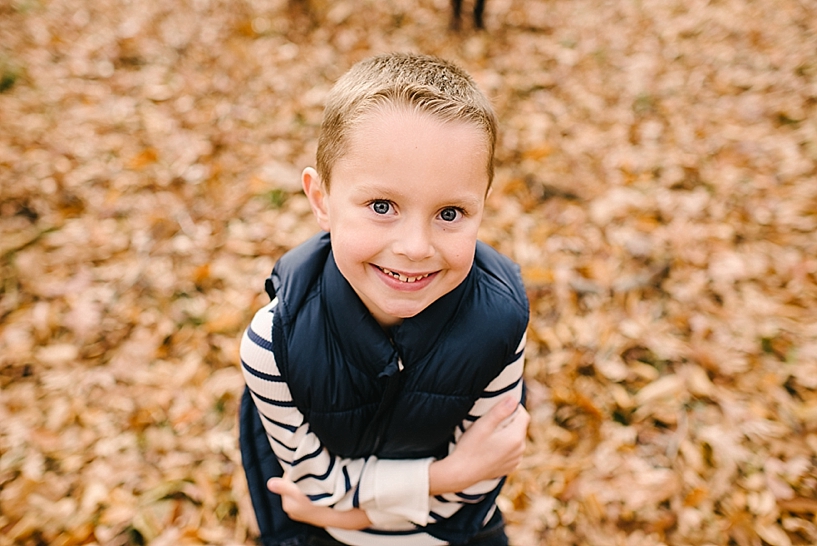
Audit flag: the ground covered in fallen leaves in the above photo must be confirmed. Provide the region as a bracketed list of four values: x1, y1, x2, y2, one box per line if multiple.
[1, 0, 816, 544]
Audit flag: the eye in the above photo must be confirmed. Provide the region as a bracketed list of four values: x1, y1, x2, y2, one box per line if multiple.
[439, 207, 462, 222]
[370, 200, 392, 215]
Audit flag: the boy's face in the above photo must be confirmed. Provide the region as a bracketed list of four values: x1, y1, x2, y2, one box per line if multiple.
[303, 107, 490, 328]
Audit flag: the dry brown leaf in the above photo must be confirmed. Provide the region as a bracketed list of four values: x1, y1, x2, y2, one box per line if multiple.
[2, 0, 816, 544]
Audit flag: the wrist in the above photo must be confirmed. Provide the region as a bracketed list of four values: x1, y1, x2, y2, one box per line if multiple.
[319, 506, 372, 530]
[428, 455, 472, 496]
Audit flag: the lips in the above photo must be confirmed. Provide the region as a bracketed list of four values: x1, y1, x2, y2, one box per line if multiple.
[377, 266, 434, 283]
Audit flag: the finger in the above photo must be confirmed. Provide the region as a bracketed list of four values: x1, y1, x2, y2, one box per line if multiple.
[512, 404, 530, 425]
[267, 477, 299, 496]
[484, 396, 518, 427]
[267, 477, 282, 493]
[501, 405, 530, 432]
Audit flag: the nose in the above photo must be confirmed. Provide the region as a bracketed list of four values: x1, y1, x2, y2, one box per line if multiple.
[392, 218, 435, 261]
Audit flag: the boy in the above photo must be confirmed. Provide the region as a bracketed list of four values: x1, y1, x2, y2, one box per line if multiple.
[239, 53, 530, 546]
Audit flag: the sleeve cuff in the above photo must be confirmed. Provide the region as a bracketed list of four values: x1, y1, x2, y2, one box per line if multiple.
[360, 457, 433, 526]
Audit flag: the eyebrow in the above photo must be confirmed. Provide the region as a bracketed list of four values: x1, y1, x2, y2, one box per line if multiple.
[351, 183, 400, 196]
[352, 184, 484, 209]
[447, 195, 484, 210]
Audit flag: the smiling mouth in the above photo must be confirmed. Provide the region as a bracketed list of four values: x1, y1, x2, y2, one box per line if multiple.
[377, 266, 434, 283]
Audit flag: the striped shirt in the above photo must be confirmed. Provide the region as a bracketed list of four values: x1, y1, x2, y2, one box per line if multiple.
[240, 298, 526, 545]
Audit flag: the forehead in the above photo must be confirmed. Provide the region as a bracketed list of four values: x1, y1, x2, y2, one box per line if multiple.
[331, 107, 491, 198]
[347, 106, 489, 167]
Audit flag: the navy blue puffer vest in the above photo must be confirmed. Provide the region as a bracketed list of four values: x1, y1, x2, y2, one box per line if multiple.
[240, 232, 528, 545]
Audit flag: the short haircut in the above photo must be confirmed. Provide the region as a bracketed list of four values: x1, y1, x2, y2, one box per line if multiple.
[316, 53, 498, 190]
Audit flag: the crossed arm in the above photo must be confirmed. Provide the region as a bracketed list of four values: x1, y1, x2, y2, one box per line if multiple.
[269, 395, 529, 529]
[240, 300, 529, 530]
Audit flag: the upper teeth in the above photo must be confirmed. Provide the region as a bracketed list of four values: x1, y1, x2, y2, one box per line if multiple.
[380, 267, 431, 283]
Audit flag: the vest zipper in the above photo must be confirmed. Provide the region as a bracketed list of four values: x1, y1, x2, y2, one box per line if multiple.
[372, 356, 404, 453]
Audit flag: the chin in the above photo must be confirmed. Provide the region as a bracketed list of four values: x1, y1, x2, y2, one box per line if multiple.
[381, 301, 430, 321]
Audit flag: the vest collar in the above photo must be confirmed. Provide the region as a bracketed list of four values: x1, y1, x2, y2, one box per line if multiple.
[320, 247, 473, 377]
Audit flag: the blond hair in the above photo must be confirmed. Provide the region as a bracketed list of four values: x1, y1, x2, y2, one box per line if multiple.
[316, 53, 498, 190]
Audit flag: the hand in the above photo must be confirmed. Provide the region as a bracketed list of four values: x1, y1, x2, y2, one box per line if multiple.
[429, 396, 529, 495]
[453, 396, 530, 481]
[268, 477, 314, 523]
[267, 477, 372, 530]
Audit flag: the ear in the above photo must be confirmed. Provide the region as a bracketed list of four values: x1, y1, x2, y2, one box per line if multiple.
[302, 167, 331, 232]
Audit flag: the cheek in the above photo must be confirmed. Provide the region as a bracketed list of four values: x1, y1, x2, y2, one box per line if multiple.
[452, 253, 474, 274]
[444, 233, 479, 272]
[331, 229, 376, 264]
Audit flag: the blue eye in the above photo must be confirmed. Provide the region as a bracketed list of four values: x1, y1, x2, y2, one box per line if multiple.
[371, 200, 391, 214]
[440, 207, 460, 222]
